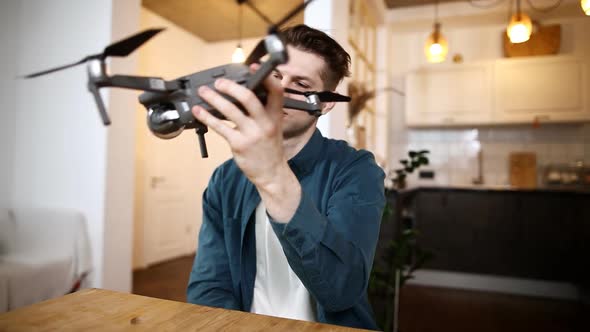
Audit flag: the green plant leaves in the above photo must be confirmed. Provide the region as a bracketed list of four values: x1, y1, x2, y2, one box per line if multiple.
[391, 150, 431, 189]
[369, 216, 435, 332]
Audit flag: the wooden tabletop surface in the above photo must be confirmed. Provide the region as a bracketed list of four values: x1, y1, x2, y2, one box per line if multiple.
[0, 288, 373, 331]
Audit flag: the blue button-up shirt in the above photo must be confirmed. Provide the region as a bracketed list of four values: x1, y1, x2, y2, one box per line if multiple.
[187, 129, 385, 330]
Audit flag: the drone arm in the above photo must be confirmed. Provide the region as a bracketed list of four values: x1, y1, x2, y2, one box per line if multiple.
[87, 74, 180, 126]
[96, 75, 181, 92]
[283, 97, 322, 117]
[245, 34, 288, 90]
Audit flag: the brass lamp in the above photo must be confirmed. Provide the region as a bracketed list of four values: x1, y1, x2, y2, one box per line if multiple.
[232, 2, 246, 63]
[424, 0, 448, 63]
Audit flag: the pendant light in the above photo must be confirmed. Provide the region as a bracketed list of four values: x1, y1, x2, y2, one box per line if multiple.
[582, 0, 590, 15]
[424, 0, 448, 63]
[507, 0, 533, 43]
[231, 2, 245, 63]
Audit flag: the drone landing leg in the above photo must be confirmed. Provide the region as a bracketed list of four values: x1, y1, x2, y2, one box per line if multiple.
[88, 83, 111, 125]
[195, 126, 209, 158]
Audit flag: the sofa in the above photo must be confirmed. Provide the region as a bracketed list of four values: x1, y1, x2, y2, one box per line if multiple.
[0, 207, 91, 313]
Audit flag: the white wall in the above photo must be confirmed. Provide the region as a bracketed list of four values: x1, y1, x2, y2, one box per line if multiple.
[102, 0, 141, 292]
[385, 2, 590, 187]
[6, 0, 140, 291]
[11, 0, 111, 288]
[0, 0, 19, 208]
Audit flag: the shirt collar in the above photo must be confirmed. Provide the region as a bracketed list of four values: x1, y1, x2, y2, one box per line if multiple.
[287, 128, 325, 176]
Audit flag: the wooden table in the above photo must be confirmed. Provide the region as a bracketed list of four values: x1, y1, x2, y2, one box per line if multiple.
[0, 288, 372, 331]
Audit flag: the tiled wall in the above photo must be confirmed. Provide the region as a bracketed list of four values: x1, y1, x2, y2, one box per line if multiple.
[388, 123, 590, 188]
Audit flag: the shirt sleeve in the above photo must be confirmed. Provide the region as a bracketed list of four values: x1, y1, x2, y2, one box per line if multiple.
[269, 152, 385, 312]
[187, 168, 241, 310]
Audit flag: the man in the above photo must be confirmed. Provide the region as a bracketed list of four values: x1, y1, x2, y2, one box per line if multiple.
[187, 24, 385, 330]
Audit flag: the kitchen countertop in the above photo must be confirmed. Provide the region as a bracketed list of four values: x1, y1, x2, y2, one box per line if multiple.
[387, 185, 590, 195]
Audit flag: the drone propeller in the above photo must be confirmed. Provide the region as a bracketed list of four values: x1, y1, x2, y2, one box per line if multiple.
[313, 91, 352, 102]
[102, 28, 163, 58]
[284, 88, 351, 103]
[270, 0, 311, 33]
[244, 0, 313, 65]
[22, 58, 89, 79]
[22, 28, 164, 79]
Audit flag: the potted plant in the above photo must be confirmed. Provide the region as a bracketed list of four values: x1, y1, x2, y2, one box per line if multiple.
[369, 149, 433, 332]
[391, 150, 430, 189]
[369, 207, 433, 332]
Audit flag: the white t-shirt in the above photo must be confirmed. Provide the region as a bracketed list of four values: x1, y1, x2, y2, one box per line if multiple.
[250, 202, 316, 321]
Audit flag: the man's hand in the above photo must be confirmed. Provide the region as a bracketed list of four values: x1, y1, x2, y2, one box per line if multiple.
[191, 67, 301, 223]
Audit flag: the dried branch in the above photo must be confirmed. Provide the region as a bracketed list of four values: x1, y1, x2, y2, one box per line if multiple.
[347, 81, 375, 125]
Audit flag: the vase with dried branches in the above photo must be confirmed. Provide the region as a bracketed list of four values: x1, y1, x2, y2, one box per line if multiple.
[347, 81, 375, 126]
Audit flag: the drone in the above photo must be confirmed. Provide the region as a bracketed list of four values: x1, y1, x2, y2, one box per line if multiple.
[23, 0, 351, 158]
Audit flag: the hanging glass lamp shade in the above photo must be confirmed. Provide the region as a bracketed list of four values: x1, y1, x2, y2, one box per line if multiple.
[424, 23, 448, 63]
[231, 3, 245, 63]
[507, 12, 533, 43]
[232, 44, 245, 63]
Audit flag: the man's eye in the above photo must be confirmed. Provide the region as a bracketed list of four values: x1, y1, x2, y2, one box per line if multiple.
[296, 82, 310, 89]
[272, 72, 282, 79]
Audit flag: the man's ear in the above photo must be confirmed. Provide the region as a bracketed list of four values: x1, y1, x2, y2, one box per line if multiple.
[320, 101, 336, 115]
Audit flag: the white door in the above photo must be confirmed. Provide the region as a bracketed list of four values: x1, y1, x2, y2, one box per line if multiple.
[137, 121, 231, 268]
[143, 132, 197, 266]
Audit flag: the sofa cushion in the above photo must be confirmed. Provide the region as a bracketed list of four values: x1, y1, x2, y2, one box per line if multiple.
[10, 207, 92, 279]
[0, 207, 92, 313]
[0, 256, 74, 312]
[0, 209, 15, 255]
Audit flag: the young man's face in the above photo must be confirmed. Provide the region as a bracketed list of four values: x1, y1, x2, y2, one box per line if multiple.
[272, 45, 332, 139]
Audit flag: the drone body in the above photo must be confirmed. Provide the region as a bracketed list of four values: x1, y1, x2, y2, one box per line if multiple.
[23, 0, 350, 158]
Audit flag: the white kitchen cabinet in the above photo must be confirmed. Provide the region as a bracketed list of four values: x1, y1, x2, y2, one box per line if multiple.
[494, 55, 589, 124]
[406, 62, 493, 127]
[405, 55, 590, 127]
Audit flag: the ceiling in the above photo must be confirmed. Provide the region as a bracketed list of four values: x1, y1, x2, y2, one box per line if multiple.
[142, 0, 305, 42]
[141, 0, 464, 42]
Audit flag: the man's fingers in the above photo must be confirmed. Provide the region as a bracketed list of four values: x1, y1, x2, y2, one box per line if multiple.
[248, 64, 283, 119]
[249, 63, 261, 72]
[192, 105, 237, 142]
[198, 85, 249, 127]
[213, 78, 267, 120]
[261, 68, 284, 119]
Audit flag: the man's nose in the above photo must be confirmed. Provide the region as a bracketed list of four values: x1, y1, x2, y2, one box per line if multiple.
[280, 78, 293, 98]
[280, 77, 289, 89]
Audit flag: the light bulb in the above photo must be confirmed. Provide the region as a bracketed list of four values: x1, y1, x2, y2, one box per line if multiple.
[232, 45, 245, 63]
[582, 0, 590, 15]
[429, 43, 443, 56]
[424, 24, 448, 63]
[507, 12, 532, 43]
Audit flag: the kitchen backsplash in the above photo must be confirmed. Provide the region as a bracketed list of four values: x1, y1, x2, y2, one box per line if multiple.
[389, 123, 590, 188]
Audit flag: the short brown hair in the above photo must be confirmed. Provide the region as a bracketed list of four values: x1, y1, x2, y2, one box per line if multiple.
[280, 24, 351, 90]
